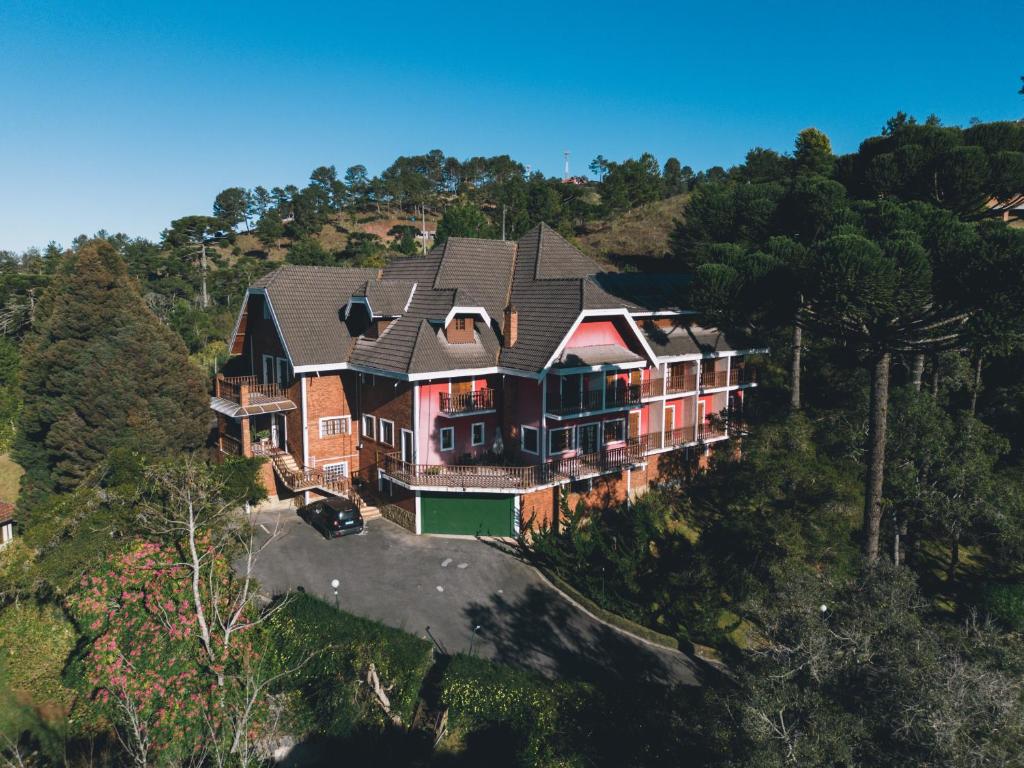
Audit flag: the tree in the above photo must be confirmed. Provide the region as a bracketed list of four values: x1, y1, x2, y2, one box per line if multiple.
[794, 127, 834, 176]
[14, 240, 208, 492]
[162, 215, 223, 308]
[213, 187, 250, 232]
[344, 164, 369, 208]
[254, 208, 285, 249]
[709, 562, 1024, 767]
[589, 155, 610, 181]
[434, 202, 495, 243]
[806, 206, 984, 563]
[663, 157, 686, 196]
[286, 237, 334, 266]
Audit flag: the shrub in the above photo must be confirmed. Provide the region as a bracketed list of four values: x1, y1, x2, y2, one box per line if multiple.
[982, 582, 1024, 631]
[264, 592, 433, 737]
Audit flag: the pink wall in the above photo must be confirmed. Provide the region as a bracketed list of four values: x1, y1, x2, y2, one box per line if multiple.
[417, 375, 504, 464]
[566, 318, 629, 349]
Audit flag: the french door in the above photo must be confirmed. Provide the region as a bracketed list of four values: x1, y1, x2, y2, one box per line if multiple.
[577, 423, 600, 454]
[401, 429, 415, 463]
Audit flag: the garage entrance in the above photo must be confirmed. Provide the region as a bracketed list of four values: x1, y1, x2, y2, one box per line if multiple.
[420, 492, 515, 536]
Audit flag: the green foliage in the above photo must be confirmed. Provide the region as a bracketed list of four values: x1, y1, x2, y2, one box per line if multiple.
[794, 127, 834, 176]
[434, 202, 495, 243]
[286, 236, 335, 266]
[0, 337, 22, 452]
[264, 592, 433, 736]
[0, 601, 76, 742]
[531, 490, 720, 644]
[708, 563, 1024, 767]
[981, 582, 1024, 631]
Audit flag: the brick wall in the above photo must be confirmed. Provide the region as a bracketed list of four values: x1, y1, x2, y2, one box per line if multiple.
[304, 373, 360, 475]
[358, 375, 413, 483]
[521, 487, 557, 531]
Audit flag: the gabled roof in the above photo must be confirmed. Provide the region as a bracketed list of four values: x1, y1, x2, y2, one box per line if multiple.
[638, 321, 736, 357]
[251, 265, 379, 368]
[238, 223, 733, 377]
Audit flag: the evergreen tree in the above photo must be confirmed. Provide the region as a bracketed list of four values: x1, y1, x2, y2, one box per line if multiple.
[434, 202, 495, 243]
[15, 240, 207, 494]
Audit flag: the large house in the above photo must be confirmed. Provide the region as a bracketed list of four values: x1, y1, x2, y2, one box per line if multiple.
[211, 223, 763, 536]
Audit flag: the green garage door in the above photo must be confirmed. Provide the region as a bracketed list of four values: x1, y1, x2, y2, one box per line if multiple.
[420, 492, 515, 536]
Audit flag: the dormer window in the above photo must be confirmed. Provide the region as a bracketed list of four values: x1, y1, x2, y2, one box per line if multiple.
[455, 318, 467, 331]
[445, 314, 475, 344]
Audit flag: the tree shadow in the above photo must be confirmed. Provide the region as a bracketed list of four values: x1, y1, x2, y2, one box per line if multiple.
[463, 582, 715, 690]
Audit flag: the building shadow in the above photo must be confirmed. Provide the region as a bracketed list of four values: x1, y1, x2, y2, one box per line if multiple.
[463, 582, 714, 690]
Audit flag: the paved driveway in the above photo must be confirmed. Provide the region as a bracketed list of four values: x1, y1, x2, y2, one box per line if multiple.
[251, 509, 709, 689]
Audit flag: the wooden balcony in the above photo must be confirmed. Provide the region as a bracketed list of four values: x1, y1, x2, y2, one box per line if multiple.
[546, 385, 641, 416]
[212, 375, 296, 417]
[699, 369, 729, 390]
[640, 373, 698, 398]
[439, 388, 496, 416]
[382, 437, 648, 490]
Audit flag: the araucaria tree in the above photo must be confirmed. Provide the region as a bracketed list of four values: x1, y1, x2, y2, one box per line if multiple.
[806, 202, 1023, 562]
[15, 240, 208, 493]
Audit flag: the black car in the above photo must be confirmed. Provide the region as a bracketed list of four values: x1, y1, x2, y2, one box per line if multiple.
[297, 498, 364, 538]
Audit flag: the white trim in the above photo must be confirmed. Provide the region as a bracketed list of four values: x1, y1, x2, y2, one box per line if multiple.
[411, 383, 420, 463]
[415, 493, 422, 535]
[575, 422, 600, 454]
[254, 288, 295, 366]
[439, 426, 455, 452]
[400, 428, 415, 463]
[318, 415, 351, 438]
[548, 425, 575, 455]
[442, 305, 492, 328]
[550, 360, 647, 375]
[521, 425, 540, 455]
[361, 414, 376, 442]
[541, 309, 659, 372]
[540, 377, 548, 462]
[378, 418, 395, 447]
[227, 292, 250, 352]
[470, 421, 486, 446]
[301, 376, 309, 468]
[403, 283, 418, 312]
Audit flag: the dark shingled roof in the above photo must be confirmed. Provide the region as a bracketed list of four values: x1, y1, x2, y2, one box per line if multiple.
[638, 322, 735, 357]
[361, 279, 417, 317]
[252, 265, 379, 367]
[589, 273, 692, 313]
[554, 344, 644, 368]
[239, 223, 730, 376]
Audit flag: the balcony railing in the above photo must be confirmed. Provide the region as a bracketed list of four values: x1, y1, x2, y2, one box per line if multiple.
[217, 375, 289, 405]
[729, 366, 758, 386]
[699, 369, 729, 389]
[439, 388, 496, 415]
[547, 385, 641, 416]
[381, 437, 649, 490]
[639, 373, 698, 398]
[697, 422, 728, 441]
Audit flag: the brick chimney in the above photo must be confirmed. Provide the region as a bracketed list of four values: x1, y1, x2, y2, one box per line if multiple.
[502, 304, 518, 348]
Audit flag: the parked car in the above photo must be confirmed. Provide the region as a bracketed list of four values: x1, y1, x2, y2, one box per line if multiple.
[297, 498, 364, 538]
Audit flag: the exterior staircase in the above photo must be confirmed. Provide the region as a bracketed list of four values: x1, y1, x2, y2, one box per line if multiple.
[265, 449, 371, 512]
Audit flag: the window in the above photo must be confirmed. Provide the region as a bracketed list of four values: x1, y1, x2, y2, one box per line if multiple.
[277, 357, 291, 387]
[455, 317, 467, 331]
[379, 418, 395, 446]
[439, 426, 455, 452]
[604, 418, 625, 444]
[319, 416, 350, 438]
[471, 422, 486, 446]
[549, 427, 574, 454]
[322, 462, 348, 482]
[262, 354, 275, 384]
[262, 299, 271, 320]
[521, 426, 539, 454]
[361, 414, 376, 441]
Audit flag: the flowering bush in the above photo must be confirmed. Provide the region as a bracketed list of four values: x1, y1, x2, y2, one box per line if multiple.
[65, 540, 258, 762]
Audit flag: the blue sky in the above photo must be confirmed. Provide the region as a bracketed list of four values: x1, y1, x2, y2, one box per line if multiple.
[1, 0, 1020, 252]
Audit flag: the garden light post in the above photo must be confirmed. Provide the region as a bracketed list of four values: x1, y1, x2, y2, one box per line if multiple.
[469, 624, 482, 657]
[331, 578, 340, 610]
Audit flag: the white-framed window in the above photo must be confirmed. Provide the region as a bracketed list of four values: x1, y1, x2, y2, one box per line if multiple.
[604, 418, 626, 444]
[362, 414, 376, 441]
[549, 426, 574, 454]
[262, 299, 271, 320]
[521, 425, 539, 454]
[276, 357, 291, 387]
[439, 426, 455, 452]
[262, 354, 275, 384]
[471, 422, 486, 446]
[379, 418, 395, 446]
[319, 416, 350, 438]
[322, 462, 348, 482]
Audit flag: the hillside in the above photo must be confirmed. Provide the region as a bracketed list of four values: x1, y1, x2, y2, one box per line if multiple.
[575, 193, 688, 270]
[216, 210, 442, 264]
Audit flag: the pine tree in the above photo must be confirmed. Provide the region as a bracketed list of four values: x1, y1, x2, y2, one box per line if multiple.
[15, 240, 208, 493]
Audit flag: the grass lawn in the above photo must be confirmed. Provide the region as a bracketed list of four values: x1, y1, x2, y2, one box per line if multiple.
[0, 453, 23, 502]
